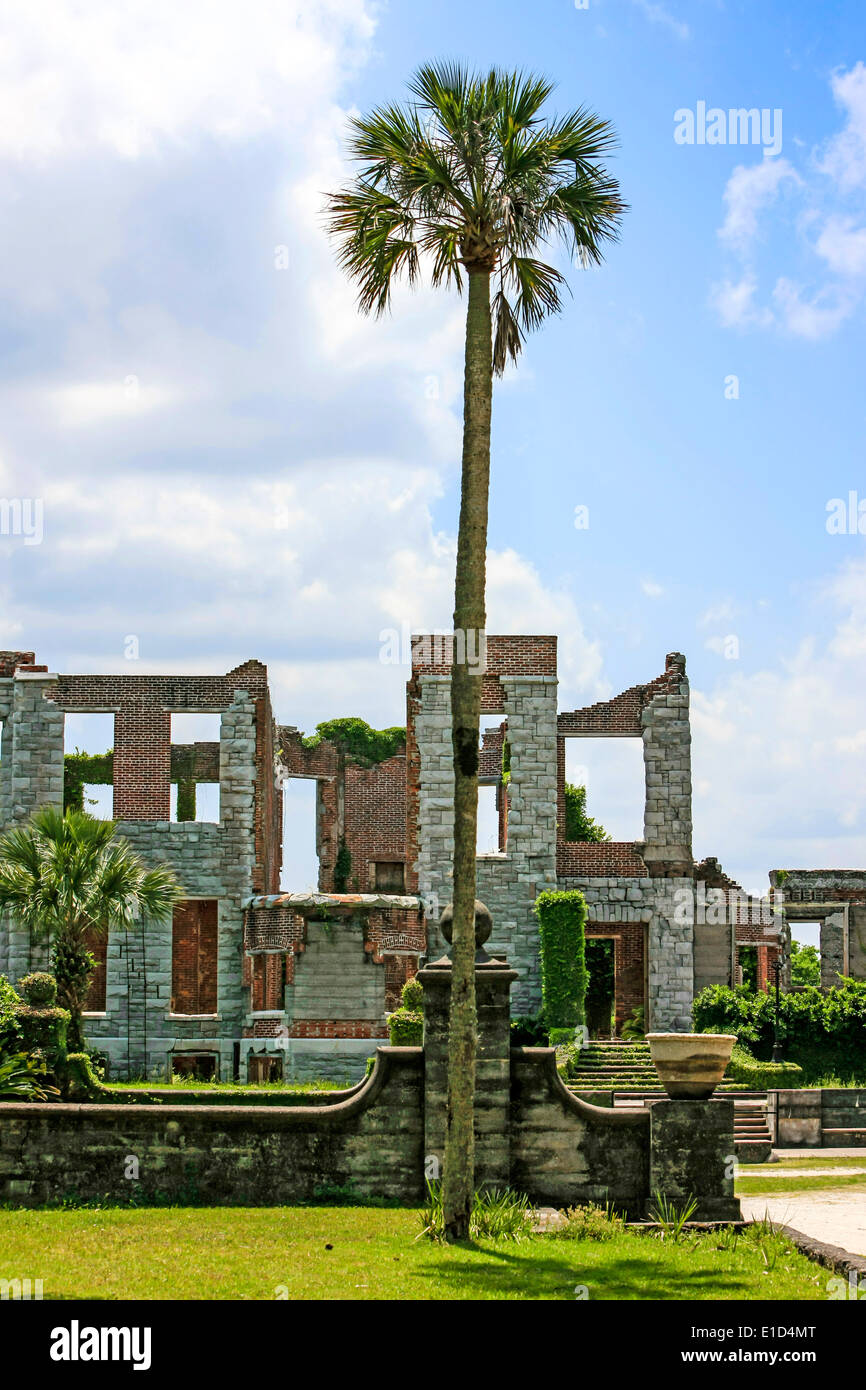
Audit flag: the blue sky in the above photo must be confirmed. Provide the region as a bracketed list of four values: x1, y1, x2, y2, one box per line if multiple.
[2, 0, 866, 893]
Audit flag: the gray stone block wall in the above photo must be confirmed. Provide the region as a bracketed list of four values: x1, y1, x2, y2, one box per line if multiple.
[0, 672, 65, 983]
[287, 921, 385, 1023]
[415, 674, 558, 1014]
[641, 670, 692, 870]
[556, 874, 694, 1032]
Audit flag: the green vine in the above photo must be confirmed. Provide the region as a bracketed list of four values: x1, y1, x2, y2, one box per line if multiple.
[534, 889, 588, 1030]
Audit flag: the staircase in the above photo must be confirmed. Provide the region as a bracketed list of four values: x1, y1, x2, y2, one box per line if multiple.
[567, 1041, 773, 1162]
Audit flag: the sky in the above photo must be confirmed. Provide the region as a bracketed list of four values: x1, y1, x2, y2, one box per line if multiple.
[1, 0, 866, 894]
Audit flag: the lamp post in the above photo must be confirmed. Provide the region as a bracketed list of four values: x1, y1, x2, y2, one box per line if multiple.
[771, 949, 788, 1064]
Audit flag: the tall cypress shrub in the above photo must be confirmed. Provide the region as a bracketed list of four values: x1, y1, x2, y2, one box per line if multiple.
[534, 890, 588, 1030]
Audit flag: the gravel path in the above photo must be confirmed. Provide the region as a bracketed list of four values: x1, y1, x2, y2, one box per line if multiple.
[741, 1191, 866, 1257]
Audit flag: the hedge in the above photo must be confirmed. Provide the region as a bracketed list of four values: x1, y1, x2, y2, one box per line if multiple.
[693, 979, 866, 1082]
[534, 889, 588, 1030]
[726, 1044, 804, 1091]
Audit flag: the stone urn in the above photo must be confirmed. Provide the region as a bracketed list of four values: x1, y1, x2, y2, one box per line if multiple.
[646, 1032, 736, 1100]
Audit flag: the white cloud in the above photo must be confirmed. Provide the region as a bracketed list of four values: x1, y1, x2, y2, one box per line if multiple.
[708, 274, 772, 329]
[0, 0, 374, 160]
[691, 564, 866, 891]
[821, 61, 866, 191]
[641, 578, 664, 598]
[772, 276, 855, 339]
[630, 0, 689, 41]
[718, 158, 800, 253]
[815, 216, 866, 277]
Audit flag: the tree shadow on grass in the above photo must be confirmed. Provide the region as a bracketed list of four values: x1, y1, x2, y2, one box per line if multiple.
[407, 1244, 777, 1301]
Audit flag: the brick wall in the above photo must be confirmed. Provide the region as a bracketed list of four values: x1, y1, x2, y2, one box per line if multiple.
[171, 900, 218, 1015]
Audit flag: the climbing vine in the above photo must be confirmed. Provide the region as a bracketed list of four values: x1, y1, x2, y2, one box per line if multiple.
[534, 889, 588, 1030]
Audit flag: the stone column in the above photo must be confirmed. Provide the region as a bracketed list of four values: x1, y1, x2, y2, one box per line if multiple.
[648, 1099, 741, 1221]
[418, 903, 517, 1190]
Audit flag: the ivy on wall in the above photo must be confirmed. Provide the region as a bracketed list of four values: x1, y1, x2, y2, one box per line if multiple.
[534, 889, 588, 1030]
[62, 750, 113, 813]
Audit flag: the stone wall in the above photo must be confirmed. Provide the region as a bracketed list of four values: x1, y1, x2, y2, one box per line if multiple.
[0, 1049, 425, 1206]
[412, 662, 559, 1014]
[772, 1089, 866, 1148]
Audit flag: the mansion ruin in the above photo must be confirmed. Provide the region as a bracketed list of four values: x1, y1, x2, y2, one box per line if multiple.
[1, 638, 865, 1082]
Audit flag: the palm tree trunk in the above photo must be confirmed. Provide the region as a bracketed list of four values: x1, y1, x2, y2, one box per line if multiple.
[442, 266, 493, 1241]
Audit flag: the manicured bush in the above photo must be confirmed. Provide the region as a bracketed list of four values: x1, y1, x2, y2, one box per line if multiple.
[401, 976, 423, 1012]
[388, 1009, 423, 1046]
[13, 1004, 70, 1075]
[18, 971, 57, 1007]
[725, 1043, 803, 1090]
[534, 889, 588, 1029]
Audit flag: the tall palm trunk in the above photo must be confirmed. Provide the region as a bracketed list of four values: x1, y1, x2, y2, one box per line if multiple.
[442, 267, 493, 1240]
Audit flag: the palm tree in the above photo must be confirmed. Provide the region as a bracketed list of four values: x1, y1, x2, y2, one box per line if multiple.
[0, 806, 184, 1052]
[327, 61, 625, 1239]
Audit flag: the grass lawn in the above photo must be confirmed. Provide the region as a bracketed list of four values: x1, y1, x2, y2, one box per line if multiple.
[736, 1172, 866, 1195]
[0, 1206, 826, 1300]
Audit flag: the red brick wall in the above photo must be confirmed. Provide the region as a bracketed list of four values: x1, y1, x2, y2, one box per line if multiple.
[558, 843, 649, 876]
[586, 921, 646, 1034]
[83, 926, 107, 1011]
[171, 900, 218, 1014]
[344, 755, 407, 891]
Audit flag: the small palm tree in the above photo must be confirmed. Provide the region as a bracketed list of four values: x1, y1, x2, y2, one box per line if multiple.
[327, 61, 625, 1239]
[0, 806, 184, 1052]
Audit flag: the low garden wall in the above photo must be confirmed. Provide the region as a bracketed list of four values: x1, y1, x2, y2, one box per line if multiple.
[0, 952, 741, 1218]
[772, 1088, 866, 1147]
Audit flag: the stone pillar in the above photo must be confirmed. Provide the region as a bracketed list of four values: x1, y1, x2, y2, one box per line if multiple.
[648, 1099, 741, 1222]
[641, 652, 692, 872]
[418, 903, 517, 1190]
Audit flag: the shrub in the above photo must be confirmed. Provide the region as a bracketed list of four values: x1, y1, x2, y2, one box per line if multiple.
[510, 1014, 549, 1046]
[556, 1203, 625, 1242]
[534, 889, 588, 1030]
[726, 1043, 803, 1090]
[18, 971, 58, 1007]
[693, 978, 866, 1083]
[401, 976, 423, 1012]
[13, 1004, 70, 1075]
[0, 974, 21, 1050]
[388, 1009, 423, 1046]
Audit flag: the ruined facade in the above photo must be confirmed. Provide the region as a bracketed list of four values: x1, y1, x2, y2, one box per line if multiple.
[1, 639, 859, 1081]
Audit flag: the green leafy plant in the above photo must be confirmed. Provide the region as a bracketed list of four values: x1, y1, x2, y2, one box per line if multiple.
[0, 806, 184, 1053]
[563, 782, 610, 843]
[510, 1013, 549, 1046]
[726, 1042, 803, 1090]
[301, 718, 405, 766]
[418, 1181, 531, 1243]
[621, 1005, 646, 1041]
[556, 1202, 625, 1241]
[18, 971, 58, 1006]
[401, 976, 423, 1012]
[0, 973, 21, 1051]
[0, 1049, 58, 1101]
[789, 941, 820, 989]
[648, 1191, 698, 1241]
[534, 889, 588, 1030]
[333, 838, 352, 892]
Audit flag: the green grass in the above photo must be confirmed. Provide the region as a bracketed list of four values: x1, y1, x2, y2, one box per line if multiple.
[0, 1206, 826, 1300]
[736, 1173, 866, 1195]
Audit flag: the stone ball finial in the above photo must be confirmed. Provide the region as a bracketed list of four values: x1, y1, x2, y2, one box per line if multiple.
[439, 900, 493, 949]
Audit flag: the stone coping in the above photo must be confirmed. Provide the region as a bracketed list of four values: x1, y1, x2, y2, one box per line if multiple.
[245, 892, 422, 911]
[0, 1048, 420, 1128]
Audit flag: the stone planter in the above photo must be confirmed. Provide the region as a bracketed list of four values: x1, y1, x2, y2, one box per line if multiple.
[646, 1032, 736, 1100]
